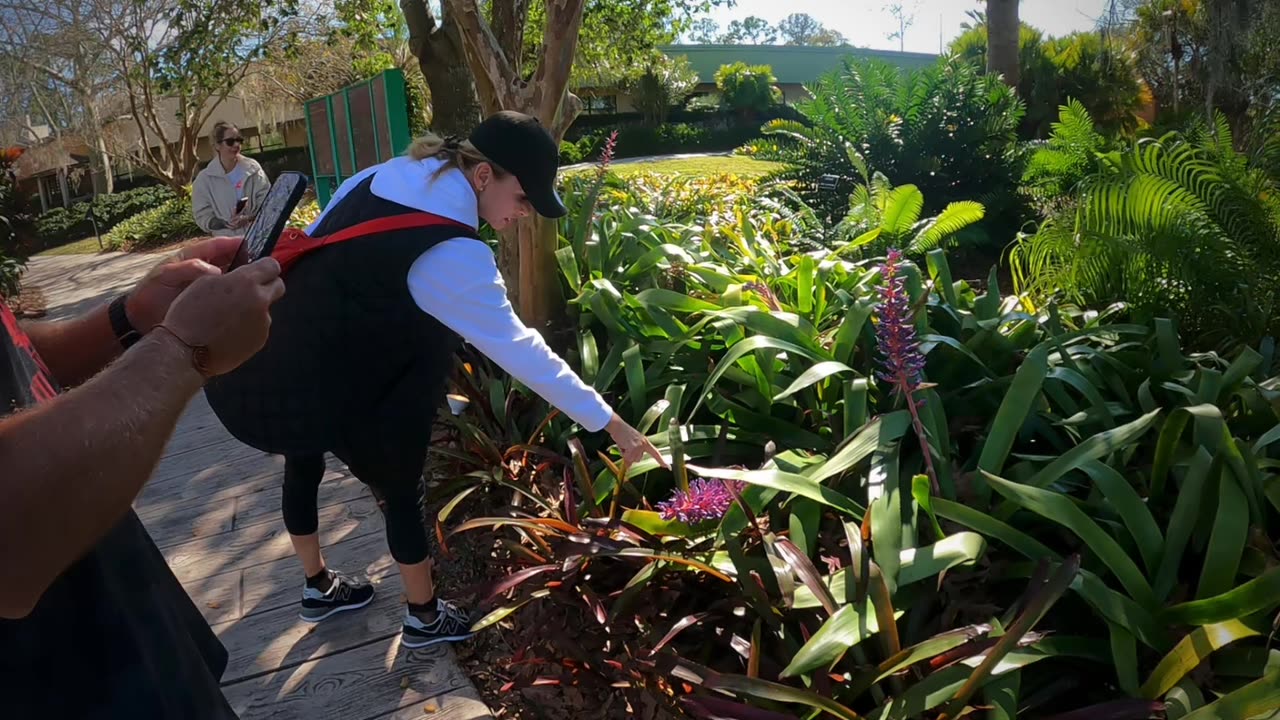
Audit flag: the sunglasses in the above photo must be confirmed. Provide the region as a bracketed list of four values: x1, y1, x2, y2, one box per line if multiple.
[222, 137, 244, 146]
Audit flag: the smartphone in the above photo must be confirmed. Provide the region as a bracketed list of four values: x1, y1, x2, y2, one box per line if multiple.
[234, 197, 248, 215]
[230, 172, 309, 269]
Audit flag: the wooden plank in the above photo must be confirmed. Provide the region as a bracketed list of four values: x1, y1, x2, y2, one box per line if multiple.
[139, 449, 285, 505]
[141, 470, 367, 549]
[147, 439, 264, 485]
[183, 529, 396, 624]
[162, 496, 384, 584]
[221, 635, 474, 720]
[368, 687, 493, 720]
[214, 581, 405, 683]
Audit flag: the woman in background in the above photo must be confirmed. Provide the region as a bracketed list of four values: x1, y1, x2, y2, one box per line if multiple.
[192, 121, 269, 237]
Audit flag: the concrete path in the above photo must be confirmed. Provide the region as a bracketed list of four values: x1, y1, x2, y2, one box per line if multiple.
[21, 253, 494, 720]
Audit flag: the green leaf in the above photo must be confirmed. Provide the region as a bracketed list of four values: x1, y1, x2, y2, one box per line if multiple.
[985, 472, 1155, 607]
[781, 600, 893, 678]
[692, 334, 833, 417]
[913, 474, 945, 540]
[1080, 460, 1164, 575]
[869, 449, 903, 591]
[1021, 410, 1162, 491]
[1141, 620, 1262, 699]
[789, 499, 822, 559]
[978, 346, 1049, 477]
[793, 532, 986, 610]
[1199, 464, 1250, 600]
[1154, 448, 1215, 601]
[1179, 668, 1280, 720]
[797, 254, 815, 314]
[471, 588, 550, 632]
[556, 246, 582, 292]
[983, 672, 1020, 720]
[832, 297, 875, 366]
[623, 343, 646, 418]
[810, 411, 912, 483]
[879, 184, 925, 243]
[620, 509, 701, 538]
[1110, 622, 1141, 696]
[774, 361, 857, 401]
[1165, 567, 1280, 626]
[634, 288, 721, 314]
[909, 200, 985, 253]
[925, 249, 959, 304]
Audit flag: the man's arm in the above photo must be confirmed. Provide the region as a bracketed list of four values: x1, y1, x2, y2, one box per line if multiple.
[0, 257, 284, 619]
[21, 306, 121, 388]
[0, 332, 203, 618]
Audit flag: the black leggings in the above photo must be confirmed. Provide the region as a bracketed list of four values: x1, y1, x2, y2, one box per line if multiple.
[281, 443, 430, 565]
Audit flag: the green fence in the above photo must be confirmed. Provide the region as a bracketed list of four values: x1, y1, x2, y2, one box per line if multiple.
[304, 68, 412, 207]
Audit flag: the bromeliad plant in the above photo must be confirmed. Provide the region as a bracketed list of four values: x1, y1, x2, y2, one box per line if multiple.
[435, 154, 1280, 717]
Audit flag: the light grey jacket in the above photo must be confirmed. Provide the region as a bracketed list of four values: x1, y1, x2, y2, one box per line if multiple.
[191, 156, 270, 237]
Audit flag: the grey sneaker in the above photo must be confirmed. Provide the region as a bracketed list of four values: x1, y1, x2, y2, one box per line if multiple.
[401, 598, 475, 648]
[299, 572, 375, 622]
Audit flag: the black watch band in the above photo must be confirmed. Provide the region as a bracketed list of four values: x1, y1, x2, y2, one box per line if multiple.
[108, 295, 143, 349]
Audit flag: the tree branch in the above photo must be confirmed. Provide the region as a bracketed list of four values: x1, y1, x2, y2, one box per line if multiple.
[530, 0, 587, 126]
[443, 0, 517, 109]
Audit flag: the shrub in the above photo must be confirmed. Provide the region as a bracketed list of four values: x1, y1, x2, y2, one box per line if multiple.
[572, 123, 765, 161]
[714, 61, 782, 116]
[35, 185, 175, 247]
[1011, 103, 1280, 351]
[103, 194, 203, 252]
[627, 53, 699, 127]
[950, 25, 1146, 138]
[0, 253, 25, 299]
[747, 58, 1027, 243]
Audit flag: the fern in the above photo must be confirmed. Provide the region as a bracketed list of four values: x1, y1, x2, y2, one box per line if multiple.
[1012, 104, 1280, 350]
[750, 56, 1024, 233]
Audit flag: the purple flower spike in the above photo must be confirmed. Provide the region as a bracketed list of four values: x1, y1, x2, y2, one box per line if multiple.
[658, 479, 746, 524]
[874, 249, 940, 493]
[875, 249, 927, 397]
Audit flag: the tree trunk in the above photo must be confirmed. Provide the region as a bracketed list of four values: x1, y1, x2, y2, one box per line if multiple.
[81, 94, 114, 195]
[401, 0, 483, 136]
[986, 0, 1020, 88]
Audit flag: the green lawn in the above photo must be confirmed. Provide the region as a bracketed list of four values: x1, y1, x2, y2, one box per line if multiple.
[567, 154, 783, 178]
[35, 236, 111, 257]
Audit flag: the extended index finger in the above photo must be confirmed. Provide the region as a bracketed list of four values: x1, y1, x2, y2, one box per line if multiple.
[234, 257, 282, 284]
[175, 236, 244, 268]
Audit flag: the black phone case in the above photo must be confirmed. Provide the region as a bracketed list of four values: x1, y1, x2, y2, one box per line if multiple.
[240, 172, 310, 265]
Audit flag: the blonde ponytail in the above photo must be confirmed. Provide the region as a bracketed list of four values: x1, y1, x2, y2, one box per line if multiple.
[407, 132, 508, 179]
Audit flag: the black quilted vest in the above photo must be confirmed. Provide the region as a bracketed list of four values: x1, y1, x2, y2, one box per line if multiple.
[204, 175, 481, 455]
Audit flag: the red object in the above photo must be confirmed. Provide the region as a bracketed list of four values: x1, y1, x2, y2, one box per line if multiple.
[270, 211, 470, 272]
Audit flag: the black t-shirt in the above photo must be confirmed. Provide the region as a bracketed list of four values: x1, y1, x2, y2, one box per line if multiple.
[0, 304, 236, 719]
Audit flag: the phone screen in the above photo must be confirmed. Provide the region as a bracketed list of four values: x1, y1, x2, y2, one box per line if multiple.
[234, 172, 308, 268]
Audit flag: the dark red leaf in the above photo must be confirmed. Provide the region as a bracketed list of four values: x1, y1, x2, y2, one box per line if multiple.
[649, 613, 711, 656]
[479, 565, 558, 603]
[774, 537, 838, 616]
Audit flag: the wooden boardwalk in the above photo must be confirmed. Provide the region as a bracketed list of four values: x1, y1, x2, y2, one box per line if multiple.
[25, 252, 493, 720]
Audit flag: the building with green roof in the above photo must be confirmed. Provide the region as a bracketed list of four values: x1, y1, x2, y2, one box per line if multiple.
[578, 44, 939, 114]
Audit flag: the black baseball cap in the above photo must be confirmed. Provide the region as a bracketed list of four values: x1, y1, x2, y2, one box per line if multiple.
[468, 111, 567, 219]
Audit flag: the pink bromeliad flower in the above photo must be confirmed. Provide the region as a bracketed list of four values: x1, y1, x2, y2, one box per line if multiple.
[658, 479, 747, 523]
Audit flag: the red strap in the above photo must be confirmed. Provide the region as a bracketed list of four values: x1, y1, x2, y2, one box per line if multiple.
[271, 212, 470, 272]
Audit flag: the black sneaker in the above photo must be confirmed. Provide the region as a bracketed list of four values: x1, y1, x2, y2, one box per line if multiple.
[401, 598, 475, 648]
[299, 571, 375, 622]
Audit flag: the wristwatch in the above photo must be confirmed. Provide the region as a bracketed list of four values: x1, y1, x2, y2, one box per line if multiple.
[108, 295, 143, 349]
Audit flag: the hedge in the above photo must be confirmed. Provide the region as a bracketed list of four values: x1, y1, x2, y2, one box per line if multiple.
[35, 185, 175, 247]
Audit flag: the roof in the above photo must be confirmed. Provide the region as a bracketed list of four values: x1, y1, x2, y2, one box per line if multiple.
[658, 44, 939, 85]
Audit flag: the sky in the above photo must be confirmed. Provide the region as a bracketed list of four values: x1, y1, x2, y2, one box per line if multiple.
[700, 0, 1114, 55]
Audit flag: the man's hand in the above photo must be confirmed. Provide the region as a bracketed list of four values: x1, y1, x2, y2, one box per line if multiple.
[606, 413, 667, 468]
[229, 213, 254, 230]
[162, 257, 285, 376]
[125, 236, 244, 332]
